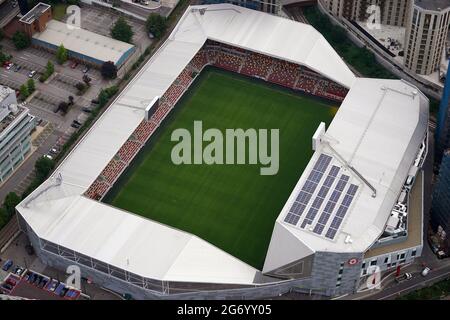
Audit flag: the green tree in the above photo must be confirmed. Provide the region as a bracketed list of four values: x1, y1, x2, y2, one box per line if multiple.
[100, 61, 117, 79]
[111, 17, 133, 43]
[56, 44, 68, 64]
[12, 31, 31, 50]
[0, 207, 8, 228]
[145, 14, 167, 39]
[3, 192, 21, 218]
[35, 156, 55, 181]
[19, 84, 29, 98]
[75, 82, 85, 93]
[27, 78, 35, 93]
[46, 60, 54, 75]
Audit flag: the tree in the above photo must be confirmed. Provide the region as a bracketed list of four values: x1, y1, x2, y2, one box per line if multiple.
[12, 31, 30, 50]
[0, 207, 7, 228]
[3, 192, 20, 218]
[100, 61, 117, 79]
[75, 82, 85, 92]
[46, 60, 54, 75]
[111, 17, 133, 43]
[56, 44, 68, 64]
[27, 78, 35, 93]
[58, 101, 69, 114]
[35, 156, 55, 181]
[82, 74, 92, 86]
[19, 84, 29, 98]
[146, 14, 167, 39]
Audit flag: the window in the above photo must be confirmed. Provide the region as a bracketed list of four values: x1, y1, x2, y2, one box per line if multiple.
[370, 259, 377, 266]
[411, 249, 417, 257]
[400, 253, 406, 260]
[384, 257, 389, 264]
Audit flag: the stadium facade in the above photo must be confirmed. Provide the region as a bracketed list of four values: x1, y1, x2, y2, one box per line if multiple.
[16, 4, 429, 299]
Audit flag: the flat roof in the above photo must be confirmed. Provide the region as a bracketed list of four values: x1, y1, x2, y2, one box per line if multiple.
[19, 2, 51, 24]
[415, 0, 450, 11]
[32, 20, 135, 65]
[364, 169, 424, 259]
[263, 78, 428, 273]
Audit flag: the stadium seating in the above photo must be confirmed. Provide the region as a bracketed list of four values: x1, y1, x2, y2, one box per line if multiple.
[100, 159, 127, 185]
[268, 60, 299, 89]
[241, 53, 273, 79]
[85, 180, 110, 200]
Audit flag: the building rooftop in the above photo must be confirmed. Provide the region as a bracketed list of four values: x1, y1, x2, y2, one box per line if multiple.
[32, 20, 135, 66]
[415, 0, 450, 11]
[19, 2, 51, 24]
[0, 106, 26, 136]
[364, 170, 424, 259]
[0, 86, 14, 102]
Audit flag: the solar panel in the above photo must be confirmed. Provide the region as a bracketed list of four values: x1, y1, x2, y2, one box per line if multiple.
[324, 184, 359, 239]
[313, 174, 350, 235]
[283, 154, 332, 226]
[300, 165, 340, 228]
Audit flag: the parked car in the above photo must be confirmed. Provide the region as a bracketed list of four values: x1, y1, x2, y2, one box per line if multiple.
[82, 107, 92, 113]
[13, 265, 25, 276]
[71, 61, 78, 69]
[82, 66, 90, 73]
[395, 272, 412, 283]
[73, 119, 82, 126]
[421, 267, 431, 277]
[1, 283, 13, 291]
[28, 70, 36, 78]
[71, 123, 81, 129]
[50, 147, 59, 154]
[3, 61, 11, 68]
[2, 259, 13, 271]
[14, 65, 22, 72]
[44, 154, 53, 160]
[91, 99, 99, 105]
[5, 62, 14, 70]
[437, 250, 448, 259]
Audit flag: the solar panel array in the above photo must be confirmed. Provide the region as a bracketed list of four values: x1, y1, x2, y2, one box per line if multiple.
[300, 165, 340, 229]
[284, 154, 332, 226]
[325, 184, 359, 239]
[312, 174, 349, 235]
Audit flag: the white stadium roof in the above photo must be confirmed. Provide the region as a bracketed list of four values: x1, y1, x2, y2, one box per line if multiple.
[17, 4, 427, 285]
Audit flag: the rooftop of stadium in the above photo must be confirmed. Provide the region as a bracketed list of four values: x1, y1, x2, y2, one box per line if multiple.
[16, 4, 428, 285]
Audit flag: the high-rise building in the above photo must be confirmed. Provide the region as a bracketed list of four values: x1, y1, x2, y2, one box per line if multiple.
[318, 0, 450, 76]
[0, 86, 35, 183]
[431, 149, 450, 252]
[436, 59, 450, 158]
[404, 1, 450, 75]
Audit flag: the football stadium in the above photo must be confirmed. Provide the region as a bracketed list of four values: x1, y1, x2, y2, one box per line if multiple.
[16, 4, 429, 299]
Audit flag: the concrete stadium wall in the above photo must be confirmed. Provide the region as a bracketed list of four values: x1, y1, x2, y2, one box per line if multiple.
[19, 217, 337, 299]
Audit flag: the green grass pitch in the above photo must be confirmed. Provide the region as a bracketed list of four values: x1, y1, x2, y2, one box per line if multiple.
[105, 68, 337, 270]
